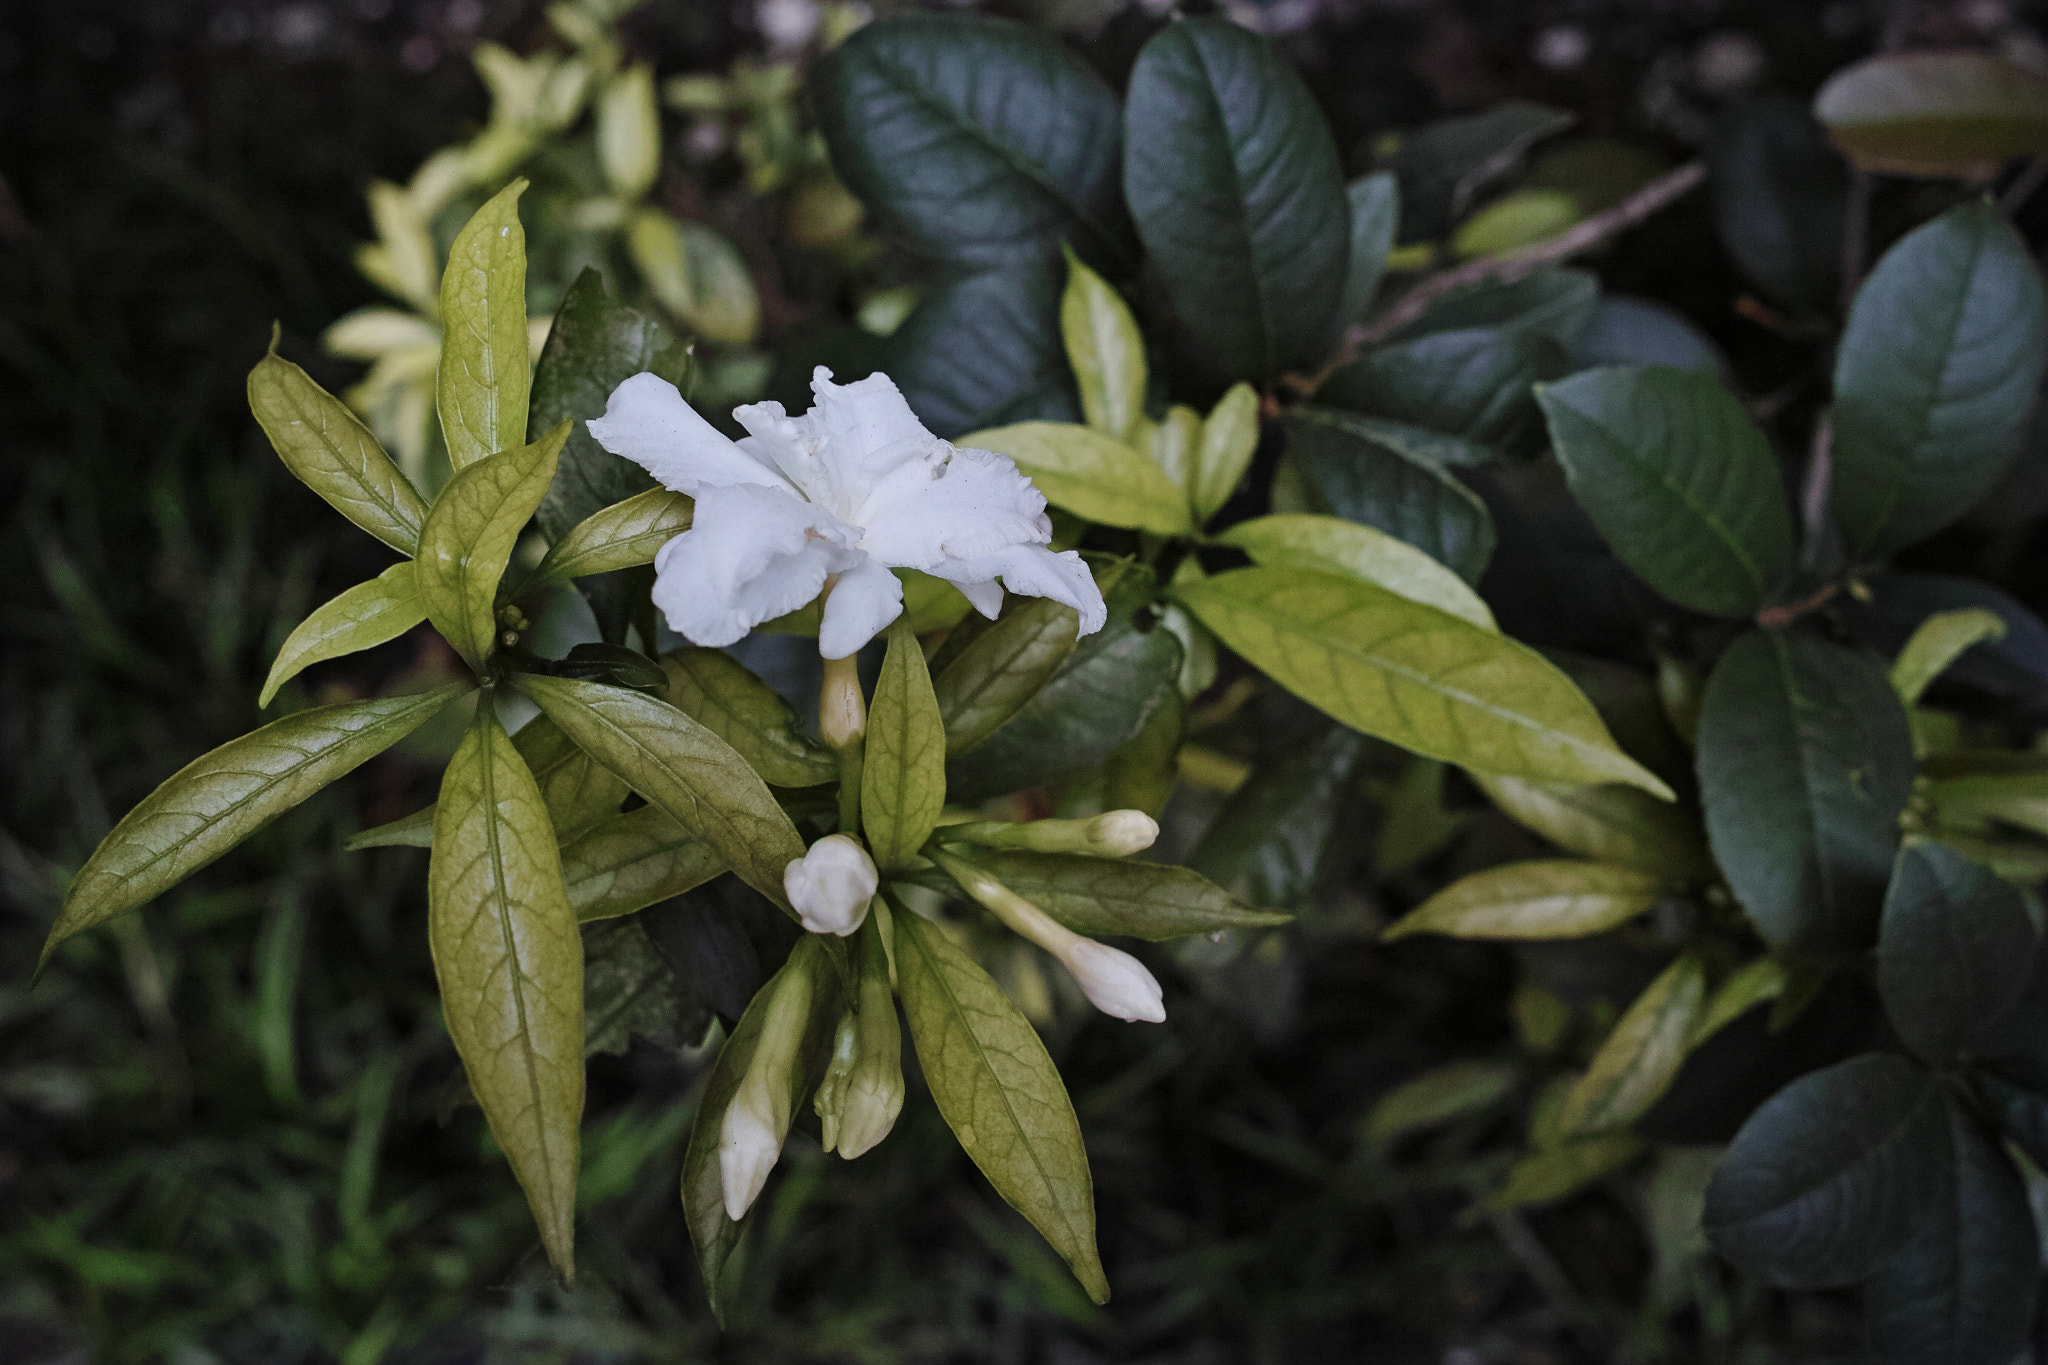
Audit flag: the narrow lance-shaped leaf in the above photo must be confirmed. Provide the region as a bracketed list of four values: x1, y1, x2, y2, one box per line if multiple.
[1472, 773, 1714, 881]
[863, 616, 946, 871]
[416, 419, 571, 672]
[1890, 607, 2007, 707]
[1553, 954, 1707, 1137]
[935, 595, 1082, 755]
[1337, 172, 1399, 329]
[1216, 513, 1494, 629]
[438, 179, 533, 472]
[519, 675, 807, 913]
[960, 850, 1290, 940]
[893, 907, 1111, 1304]
[43, 685, 467, 965]
[248, 345, 428, 553]
[1383, 860, 1665, 941]
[260, 561, 426, 707]
[429, 701, 584, 1278]
[562, 806, 725, 923]
[531, 488, 693, 587]
[660, 648, 837, 789]
[1061, 247, 1145, 445]
[1191, 383, 1260, 524]
[968, 422, 1192, 535]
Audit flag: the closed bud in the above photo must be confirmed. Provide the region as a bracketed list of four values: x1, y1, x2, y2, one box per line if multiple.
[835, 934, 905, 1158]
[818, 650, 867, 749]
[784, 834, 878, 936]
[1052, 938, 1166, 1023]
[812, 1013, 859, 1155]
[1086, 810, 1159, 856]
[942, 809, 1160, 857]
[717, 945, 818, 1220]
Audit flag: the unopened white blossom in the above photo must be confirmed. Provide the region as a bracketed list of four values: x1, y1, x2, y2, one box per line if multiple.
[587, 366, 1107, 658]
[1085, 810, 1160, 857]
[718, 1067, 784, 1221]
[784, 834, 879, 936]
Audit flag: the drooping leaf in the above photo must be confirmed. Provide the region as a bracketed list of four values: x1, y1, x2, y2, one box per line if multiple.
[43, 686, 467, 965]
[429, 702, 584, 1278]
[519, 675, 807, 912]
[563, 806, 725, 923]
[248, 348, 429, 554]
[1190, 726, 1367, 909]
[259, 561, 426, 707]
[1319, 326, 1557, 453]
[1216, 513, 1494, 629]
[660, 648, 837, 789]
[1697, 630, 1916, 958]
[1538, 366, 1793, 618]
[815, 14, 1132, 268]
[1383, 860, 1665, 941]
[967, 422, 1192, 535]
[1816, 52, 2048, 177]
[1704, 1052, 1948, 1288]
[1890, 607, 2008, 707]
[1060, 247, 1145, 445]
[531, 488, 693, 587]
[582, 915, 703, 1057]
[415, 420, 571, 672]
[1877, 841, 2042, 1066]
[887, 262, 1081, 439]
[893, 908, 1111, 1303]
[934, 596, 1083, 756]
[437, 179, 532, 472]
[1471, 774, 1714, 881]
[962, 851, 1290, 941]
[1283, 407, 1496, 584]
[1853, 572, 2048, 722]
[1707, 96, 1849, 317]
[1122, 17, 1350, 379]
[1338, 172, 1400, 330]
[864, 617, 946, 871]
[1553, 954, 1707, 1137]
[1177, 566, 1671, 794]
[346, 803, 436, 850]
[1832, 199, 2048, 561]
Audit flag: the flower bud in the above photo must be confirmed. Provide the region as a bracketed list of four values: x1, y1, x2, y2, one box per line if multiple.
[818, 650, 867, 750]
[1052, 938, 1166, 1023]
[784, 834, 878, 936]
[835, 932, 905, 1158]
[941, 809, 1159, 857]
[717, 948, 818, 1221]
[1086, 810, 1159, 856]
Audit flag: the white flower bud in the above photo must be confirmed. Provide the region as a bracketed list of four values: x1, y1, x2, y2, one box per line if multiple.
[719, 1069, 785, 1221]
[784, 834, 878, 936]
[1052, 938, 1166, 1023]
[1086, 810, 1159, 856]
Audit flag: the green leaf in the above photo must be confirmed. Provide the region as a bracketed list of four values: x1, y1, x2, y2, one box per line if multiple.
[1060, 247, 1145, 445]
[532, 488, 693, 587]
[1338, 172, 1400, 329]
[1704, 1053, 1948, 1288]
[864, 617, 946, 871]
[815, 14, 1132, 269]
[1190, 727, 1366, 909]
[437, 179, 532, 473]
[248, 347, 429, 554]
[1177, 566, 1671, 795]
[893, 908, 1110, 1304]
[1553, 954, 1707, 1137]
[1832, 199, 2048, 561]
[1697, 630, 1916, 958]
[1216, 513, 1494, 630]
[519, 675, 807, 913]
[1860, 1093, 2040, 1365]
[1538, 366, 1793, 618]
[428, 701, 584, 1278]
[1100, 688, 1184, 818]
[1471, 774, 1714, 881]
[961, 851, 1289, 941]
[1122, 17, 1350, 379]
[1877, 841, 2042, 1066]
[1691, 957, 1787, 1045]
[1570, 295, 1724, 377]
[1383, 860, 1665, 941]
[1190, 382, 1261, 524]
[512, 713, 629, 843]
[886, 261, 1080, 439]
[259, 562, 426, 707]
[1283, 408, 1495, 584]
[627, 210, 761, 348]
[934, 596, 1083, 756]
[1978, 1074, 2048, 1171]
[596, 65, 661, 200]
[659, 649, 836, 789]
[346, 803, 436, 850]
[43, 686, 466, 965]
[582, 915, 703, 1057]
[1486, 1133, 1644, 1212]
[1361, 1060, 1517, 1144]
[1707, 96, 1849, 317]
[1319, 327, 1556, 453]
[1383, 101, 1575, 241]
[416, 420, 570, 673]
[1394, 267, 1600, 347]
[563, 806, 725, 923]
[1452, 188, 1580, 258]
[1890, 607, 2007, 706]
[1816, 52, 2048, 177]
[966, 422, 1192, 535]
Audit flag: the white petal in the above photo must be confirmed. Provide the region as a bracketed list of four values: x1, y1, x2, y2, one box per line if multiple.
[954, 577, 1004, 620]
[932, 544, 1107, 636]
[855, 441, 1052, 570]
[1056, 939, 1166, 1023]
[718, 1073, 784, 1220]
[783, 834, 880, 935]
[818, 557, 905, 659]
[587, 372, 789, 495]
[808, 366, 936, 484]
[650, 484, 860, 647]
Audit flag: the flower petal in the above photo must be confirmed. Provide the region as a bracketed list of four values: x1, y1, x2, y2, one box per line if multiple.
[587, 372, 789, 495]
[650, 484, 860, 646]
[856, 442, 1053, 570]
[818, 556, 905, 659]
[808, 366, 934, 479]
[932, 544, 1107, 636]
[953, 576, 1005, 620]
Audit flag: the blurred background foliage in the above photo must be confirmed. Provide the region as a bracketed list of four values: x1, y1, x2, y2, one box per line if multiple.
[6, 0, 2048, 1361]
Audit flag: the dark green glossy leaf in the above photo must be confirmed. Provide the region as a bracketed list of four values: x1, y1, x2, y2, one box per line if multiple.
[1569, 295, 1724, 376]
[1190, 727, 1366, 909]
[1833, 199, 2048, 561]
[1538, 365, 1793, 617]
[259, 561, 426, 707]
[582, 916, 704, 1057]
[437, 180, 532, 473]
[1123, 17, 1349, 379]
[1697, 631, 1915, 958]
[1393, 268, 1599, 347]
[248, 348, 428, 554]
[887, 262, 1080, 439]
[816, 14, 1131, 269]
[1283, 407, 1496, 584]
[1707, 96, 1849, 317]
[1339, 172, 1400, 329]
[1878, 842, 2042, 1066]
[864, 617, 946, 870]
[962, 851, 1288, 941]
[1977, 1074, 2048, 1170]
[1382, 101, 1575, 242]
[660, 648, 837, 789]
[1321, 325, 1558, 452]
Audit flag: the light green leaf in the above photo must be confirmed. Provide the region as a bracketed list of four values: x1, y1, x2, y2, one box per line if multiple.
[519, 675, 807, 913]
[1815, 51, 2048, 176]
[416, 419, 571, 672]
[1216, 513, 1494, 630]
[1145, 405, 1202, 496]
[346, 803, 435, 850]
[1061, 247, 1145, 445]
[1553, 954, 1707, 1138]
[248, 347, 428, 554]
[260, 562, 426, 707]
[512, 713, 629, 843]
[1891, 607, 2007, 707]
[532, 488, 693, 587]
[563, 806, 725, 923]
[1692, 957, 1787, 1045]
[1471, 773, 1714, 880]
[1929, 771, 2048, 839]
[1191, 383, 1260, 524]
[1338, 171, 1399, 329]
[1383, 860, 1665, 941]
[44, 686, 466, 965]
[934, 595, 1083, 756]
[1177, 566, 1671, 795]
[427, 702, 584, 1278]
[962, 850, 1289, 941]
[1362, 1060, 1517, 1144]
[1486, 1132, 1645, 1211]
[864, 617, 946, 871]
[1451, 187, 1581, 257]
[967, 422, 1192, 535]
[628, 208, 762, 347]
[893, 908, 1110, 1304]
[596, 65, 660, 200]
[1282, 407, 1496, 584]
[660, 648, 837, 789]
[437, 179, 532, 472]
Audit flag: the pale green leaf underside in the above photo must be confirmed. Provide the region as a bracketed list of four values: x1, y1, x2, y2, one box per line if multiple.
[248, 350, 428, 554]
[1384, 860, 1667, 941]
[864, 617, 947, 871]
[261, 561, 427, 707]
[967, 421, 1193, 535]
[533, 487, 694, 586]
[438, 179, 533, 472]
[1217, 513, 1494, 630]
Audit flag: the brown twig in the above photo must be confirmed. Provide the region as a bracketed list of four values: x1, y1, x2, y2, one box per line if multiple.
[1283, 160, 1708, 398]
[1757, 582, 1839, 631]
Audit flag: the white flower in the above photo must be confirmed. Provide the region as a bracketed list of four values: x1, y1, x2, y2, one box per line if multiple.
[784, 834, 879, 936]
[1056, 938, 1167, 1024]
[587, 366, 1108, 658]
[719, 1067, 785, 1221]
[1086, 810, 1160, 857]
